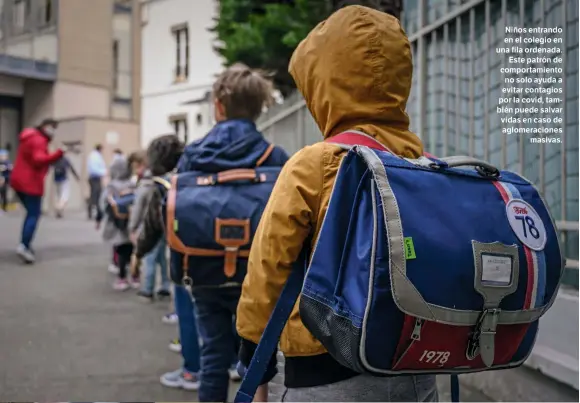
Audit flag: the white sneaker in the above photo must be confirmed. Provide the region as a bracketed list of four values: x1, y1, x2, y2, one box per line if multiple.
[108, 264, 119, 274]
[16, 244, 35, 264]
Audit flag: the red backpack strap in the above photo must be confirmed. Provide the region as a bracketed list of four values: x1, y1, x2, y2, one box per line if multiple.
[327, 130, 438, 159]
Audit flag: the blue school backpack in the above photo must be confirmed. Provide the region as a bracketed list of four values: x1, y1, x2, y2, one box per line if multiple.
[106, 190, 135, 230]
[163, 145, 282, 288]
[236, 131, 564, 403]
[106, 176, 170, 230]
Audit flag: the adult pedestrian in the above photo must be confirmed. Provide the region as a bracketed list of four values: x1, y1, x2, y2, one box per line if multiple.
[53, 155, 80, 218]
[87, 144, 107, 219]
[10, 118, 64, 263]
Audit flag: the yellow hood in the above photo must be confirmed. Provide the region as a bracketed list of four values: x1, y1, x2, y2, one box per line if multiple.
[289, 5, 423, 158]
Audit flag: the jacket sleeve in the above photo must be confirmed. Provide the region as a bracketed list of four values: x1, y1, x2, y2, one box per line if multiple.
[135, 188, 164, 259]
[29, 136, 63, 167]
[236, 146, 324, 380]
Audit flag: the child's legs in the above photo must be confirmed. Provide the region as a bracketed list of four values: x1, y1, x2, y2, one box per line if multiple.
[115, 243, 133, 279]
[174, 285, 201, 374]
[232, 319, 241, 367]
[156, 237, 170, 292]
[141, 247, 158, 294]
[17, 192, 42, 248]
[193, 287, 241, 402]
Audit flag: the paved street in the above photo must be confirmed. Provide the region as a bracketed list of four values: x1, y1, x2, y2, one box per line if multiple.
[0, 210, 577, 402]
[0, 211, 220, 402]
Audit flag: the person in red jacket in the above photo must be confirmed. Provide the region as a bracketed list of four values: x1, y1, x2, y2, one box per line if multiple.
[10, 118, 64, 263]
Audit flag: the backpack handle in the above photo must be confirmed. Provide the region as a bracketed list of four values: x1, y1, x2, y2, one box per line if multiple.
[217, 169, 263, 184]
[432, 156, 500, 178]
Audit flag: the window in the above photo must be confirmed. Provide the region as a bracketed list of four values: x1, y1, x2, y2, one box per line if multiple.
[42, 0, 53, 25]
[13, 0, 31, 34]
[170, 115, 188, 144]
[172, 24, 189, 82]
[113, 40, 120, 92]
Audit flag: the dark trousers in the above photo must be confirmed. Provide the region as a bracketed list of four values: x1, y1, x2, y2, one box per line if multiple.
[87, 176, 102, 219]
[193, 287, 242, 402]
[114, 243, 133, 279]
[16, 192, 42, 249]
[0, 183, 7, 211]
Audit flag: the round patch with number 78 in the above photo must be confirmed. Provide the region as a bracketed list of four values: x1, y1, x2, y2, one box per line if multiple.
[505, 199, 547, 251]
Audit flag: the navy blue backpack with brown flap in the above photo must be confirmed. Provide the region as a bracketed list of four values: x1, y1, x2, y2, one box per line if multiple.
[163, 144, 283, 289]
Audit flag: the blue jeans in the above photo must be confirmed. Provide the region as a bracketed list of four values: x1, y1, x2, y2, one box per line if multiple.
[174, 285, 201, 374]
[193, 287, 241, 402]
[16, 192, 42, 249]
[141, 237, 170, 294]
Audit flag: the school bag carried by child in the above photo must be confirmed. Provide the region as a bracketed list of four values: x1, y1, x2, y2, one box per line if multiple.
[162, 143, 282, 290]
[106, 176, 170, 231]
[236, 131, 564, 403]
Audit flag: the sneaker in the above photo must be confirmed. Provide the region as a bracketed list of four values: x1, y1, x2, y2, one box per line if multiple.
[113, 279, 129, 291]
[229, 367, 242, 382]
[16, 244, 35, 264]
[108, 264, 119, 274]
[129, 277, 141, 289]
[162, 312, 178, 325]
[160, 368, 199, 390]
[157, 289, 171, 299]
[137, 290, 154, 302]
[168, 338, 182, 353]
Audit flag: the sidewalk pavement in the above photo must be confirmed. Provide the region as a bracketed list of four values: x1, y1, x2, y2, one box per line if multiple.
[0, 211, 229, 401]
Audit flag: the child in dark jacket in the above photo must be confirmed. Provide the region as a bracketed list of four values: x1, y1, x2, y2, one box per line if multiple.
[173, 63, 289, 402]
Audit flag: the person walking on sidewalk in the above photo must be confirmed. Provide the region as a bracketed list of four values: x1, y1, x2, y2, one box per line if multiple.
[10, 118, 64, 263]
[87, 144, 107, 220]
[52, 155, 79, 218]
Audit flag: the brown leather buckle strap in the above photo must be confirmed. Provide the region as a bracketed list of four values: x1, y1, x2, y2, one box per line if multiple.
[215, 218, 250, 278]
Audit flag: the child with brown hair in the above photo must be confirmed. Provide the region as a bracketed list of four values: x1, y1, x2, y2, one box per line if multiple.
[173, 63, 289, 401]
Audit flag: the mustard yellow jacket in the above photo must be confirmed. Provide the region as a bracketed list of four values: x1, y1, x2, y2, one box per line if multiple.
[237, 6, 424, 358]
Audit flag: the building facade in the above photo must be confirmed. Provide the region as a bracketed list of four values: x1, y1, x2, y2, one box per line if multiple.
[0, 0, 142, 212]
[140, 0, 223, 147]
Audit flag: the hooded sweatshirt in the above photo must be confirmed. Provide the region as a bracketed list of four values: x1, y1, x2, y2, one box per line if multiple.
[10, 127, 64, 196]
[237, 6, 424, 388]
[98, 157, 134, 245]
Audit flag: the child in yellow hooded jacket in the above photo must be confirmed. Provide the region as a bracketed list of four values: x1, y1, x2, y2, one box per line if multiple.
[236, 5, 438, 402]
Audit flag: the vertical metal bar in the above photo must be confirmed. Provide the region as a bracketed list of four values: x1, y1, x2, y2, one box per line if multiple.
[501, 0, 507, 168]
[484, 0, 490, 161]
[560, 0, 567, 221]
[518, 0, 525, 175]
[539, 0, 545, 194]
[469, 7, 475, 157]
[455, 15, 461, 153]
[444, 22, 450, 156]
